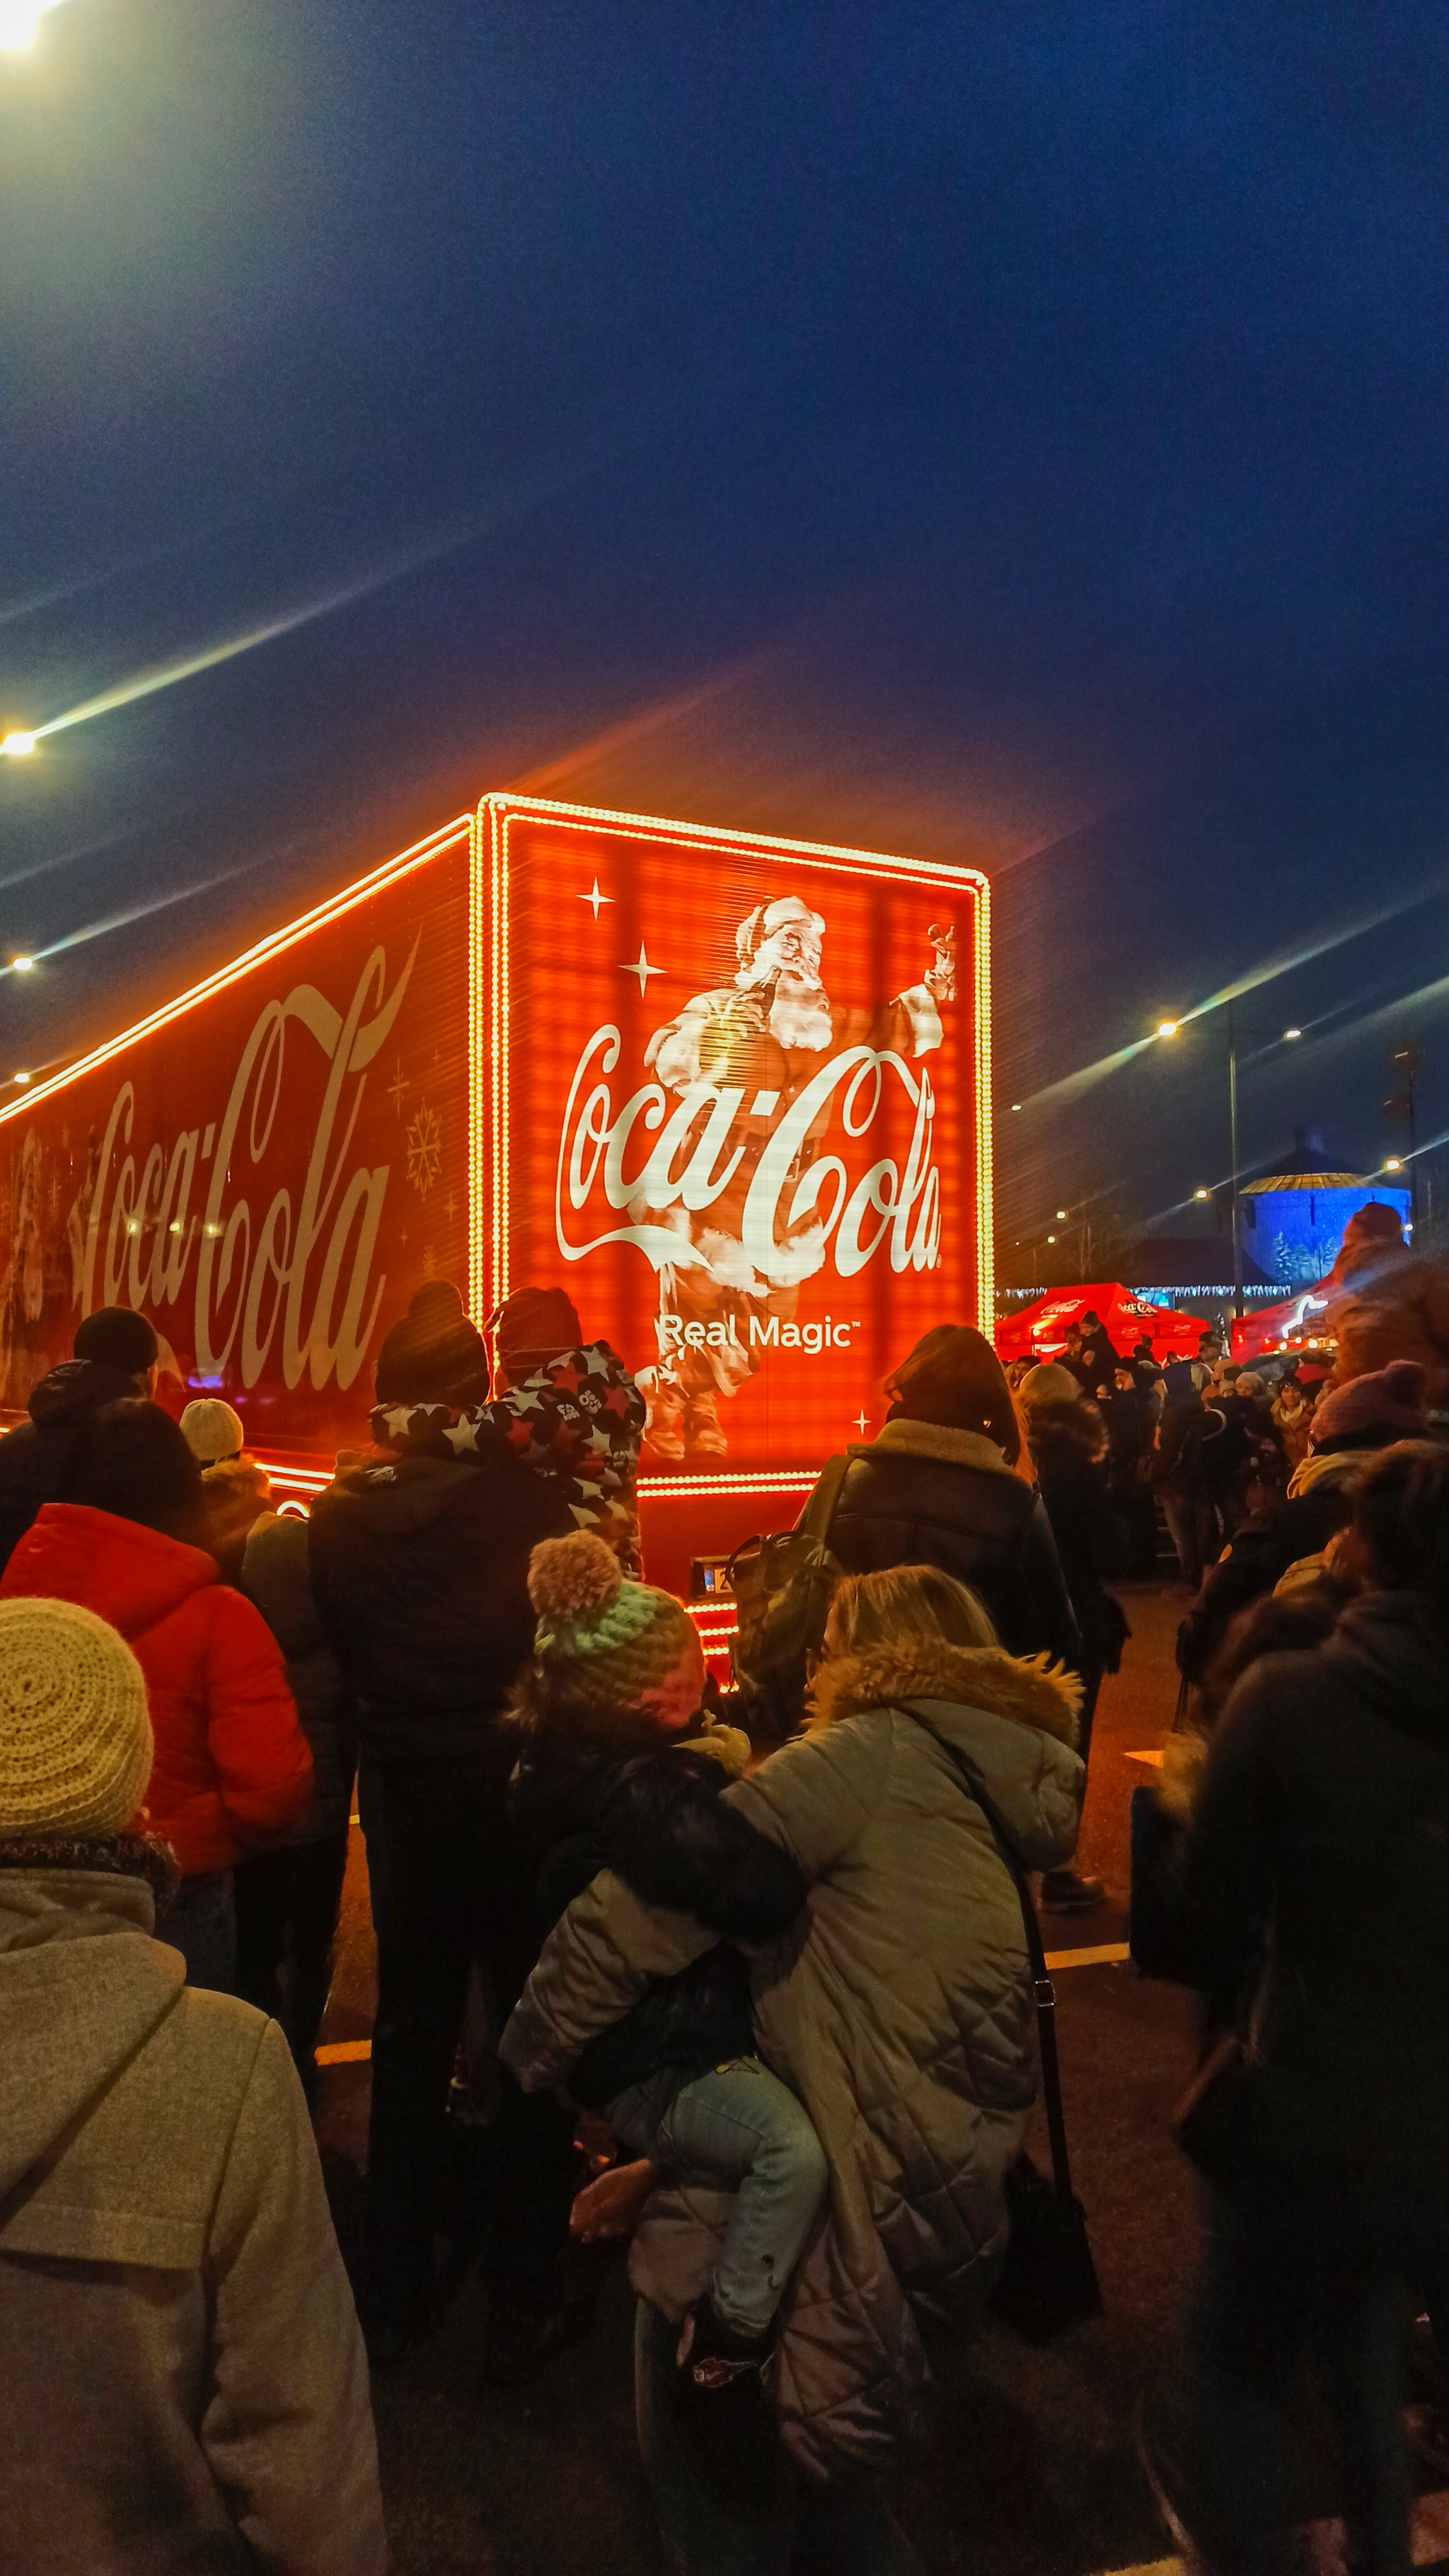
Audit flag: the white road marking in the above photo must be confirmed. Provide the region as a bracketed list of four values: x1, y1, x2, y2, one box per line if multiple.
[1044, 1943, 1131, 1969]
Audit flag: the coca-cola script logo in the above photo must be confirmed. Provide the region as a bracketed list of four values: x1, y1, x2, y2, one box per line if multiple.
[81, 941, 415, 1391]
[555, 1027, 941, 1282]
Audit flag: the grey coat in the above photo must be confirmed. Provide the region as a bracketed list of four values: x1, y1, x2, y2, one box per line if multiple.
[0, 1860, 384, 2574]
[502, 1637, 1085, 2481]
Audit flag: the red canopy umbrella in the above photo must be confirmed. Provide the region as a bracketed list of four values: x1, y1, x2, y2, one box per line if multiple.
[995, 1283, 1208, 1367]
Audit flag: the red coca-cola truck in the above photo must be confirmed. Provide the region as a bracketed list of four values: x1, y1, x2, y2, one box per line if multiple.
[0, 794, 992, 1623]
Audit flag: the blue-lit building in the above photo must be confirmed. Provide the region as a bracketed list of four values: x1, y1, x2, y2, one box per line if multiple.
[1240, 1131, 1410, 1288]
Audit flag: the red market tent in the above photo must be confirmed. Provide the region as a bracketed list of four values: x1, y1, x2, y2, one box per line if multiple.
[995, 1284, 1208, 1367]
[1230, 1289, 1334, 1365]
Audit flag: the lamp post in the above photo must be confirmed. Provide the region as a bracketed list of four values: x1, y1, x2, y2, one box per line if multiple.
[1156, 1009, 1303, 1321]
[1386, 1045, 1422, 1234]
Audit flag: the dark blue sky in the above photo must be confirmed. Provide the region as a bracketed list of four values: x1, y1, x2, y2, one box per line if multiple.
[3, 1, 1448, 1259]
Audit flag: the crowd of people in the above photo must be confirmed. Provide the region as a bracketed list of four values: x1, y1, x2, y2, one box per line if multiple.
[0, 1207, 1445, 2575]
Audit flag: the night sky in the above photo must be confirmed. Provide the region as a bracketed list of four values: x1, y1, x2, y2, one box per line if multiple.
[4, 3, 1448, 1271]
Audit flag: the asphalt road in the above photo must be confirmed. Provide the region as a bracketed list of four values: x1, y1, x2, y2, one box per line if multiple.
[306, 1582, 1399, 2576]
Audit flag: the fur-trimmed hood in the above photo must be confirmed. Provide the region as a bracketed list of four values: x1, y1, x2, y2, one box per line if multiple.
[809, 1637, 1082, 1747]
[1287, 1441, 1387, 1501]
[867, 1415, 1017, 1475]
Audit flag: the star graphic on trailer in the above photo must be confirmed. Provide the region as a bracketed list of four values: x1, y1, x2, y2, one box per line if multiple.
[853, 1410, 871, 1434]
[387, 1058, 409, 1118]
[579, 878, 613, 919]
[622, 945, 663, 992]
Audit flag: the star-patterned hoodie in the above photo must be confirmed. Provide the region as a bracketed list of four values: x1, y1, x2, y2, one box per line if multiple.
[369, 1340, 645, 1562]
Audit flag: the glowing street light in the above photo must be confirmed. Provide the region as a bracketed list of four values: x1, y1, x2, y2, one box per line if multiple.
[1056, 1208, 1067, 1219]
[12, 1072, 30, 1086]
[1384, 1156, 1403, 1172]
[1194, 1188, 1211, 1200]
[10, 956, 35, 973]
[1148, 1005, 1306, 1318]
[0, 1, 64, 50]
[1, 732, 37, 758]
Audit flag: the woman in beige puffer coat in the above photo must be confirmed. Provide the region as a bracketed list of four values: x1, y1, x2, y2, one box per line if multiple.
[502, 1565, 1085, 2520]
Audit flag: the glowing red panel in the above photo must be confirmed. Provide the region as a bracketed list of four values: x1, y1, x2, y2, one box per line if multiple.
[483, 797, 991, 1483]
[0, 820, 473, 1456]
[0, 796, 991, 1504]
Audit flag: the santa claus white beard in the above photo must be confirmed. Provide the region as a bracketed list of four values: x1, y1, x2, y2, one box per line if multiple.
[766, 981, 833, 1051]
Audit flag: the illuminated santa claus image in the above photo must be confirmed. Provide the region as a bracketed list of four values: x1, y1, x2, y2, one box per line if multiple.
[635, 892, 957, 1458]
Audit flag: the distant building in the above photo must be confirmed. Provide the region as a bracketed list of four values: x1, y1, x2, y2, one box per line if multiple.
[1240, 1129, 1409, 1287]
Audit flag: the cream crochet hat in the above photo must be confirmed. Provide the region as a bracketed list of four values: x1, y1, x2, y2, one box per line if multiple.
[0, 1599, 153, 1840]
[180, 1397, 246, 1465]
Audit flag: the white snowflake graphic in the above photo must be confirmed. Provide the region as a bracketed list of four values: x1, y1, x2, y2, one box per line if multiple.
[405, 1099, 443, 1198]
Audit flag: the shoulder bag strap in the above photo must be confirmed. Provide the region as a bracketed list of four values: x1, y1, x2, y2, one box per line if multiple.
[796, 1449, 851, 1546]
[889, 1700, 1076, 2205]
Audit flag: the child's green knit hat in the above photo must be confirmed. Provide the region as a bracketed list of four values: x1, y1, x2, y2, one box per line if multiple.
[527, 1531, 699, 1718]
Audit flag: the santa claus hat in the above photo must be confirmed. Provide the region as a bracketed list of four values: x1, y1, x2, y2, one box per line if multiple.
[735, 893, 824, 968]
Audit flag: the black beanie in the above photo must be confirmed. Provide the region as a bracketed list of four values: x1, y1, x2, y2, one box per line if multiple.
[374, 1281, 490, 1406]
[73, 1306, 158, 1376]
[491, 1285, 582, 1372]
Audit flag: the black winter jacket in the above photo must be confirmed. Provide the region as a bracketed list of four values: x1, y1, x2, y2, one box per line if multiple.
[1176, 1592, 1449, 2196]
[1149, 1394, 1211, 1497]
[1174, 1449, 1369, 1684]
[308, 1451, 572, 1762]
[508, 1730, 807, 2107]
[1026, 1406, 1129, 1673]
[0, 1359, 147, 1574]
[811, 1416, 1081, 1671]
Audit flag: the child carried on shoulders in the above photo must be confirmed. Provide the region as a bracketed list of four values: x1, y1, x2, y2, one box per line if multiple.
[505, 1530, 827, 2478]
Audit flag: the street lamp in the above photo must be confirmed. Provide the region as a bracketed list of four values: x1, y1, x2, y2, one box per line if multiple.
[1, 732, 37, 758]
[10, 956, 35, 973]
[0, 2, 64, 50]
[1153, 1007, 1304, 1319]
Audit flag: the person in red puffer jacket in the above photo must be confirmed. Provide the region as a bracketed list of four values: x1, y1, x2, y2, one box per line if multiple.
[0, 1401, 311, 1995]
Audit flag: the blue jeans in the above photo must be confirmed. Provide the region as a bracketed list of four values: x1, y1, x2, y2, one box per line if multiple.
[1162, 1492, 1215, 1588]
[160, 1869, 236, 1995]
[635, 2298, 923, 2576]
[611, 2059, 827, 2338]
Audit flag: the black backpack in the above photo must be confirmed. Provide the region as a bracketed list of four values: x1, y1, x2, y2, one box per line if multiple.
[725, 1454, 850, 1745]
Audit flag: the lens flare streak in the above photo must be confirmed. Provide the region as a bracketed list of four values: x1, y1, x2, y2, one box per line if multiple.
[1, 869, 243, 971]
